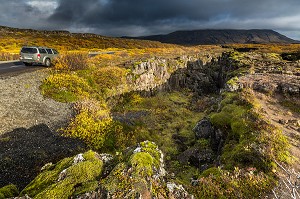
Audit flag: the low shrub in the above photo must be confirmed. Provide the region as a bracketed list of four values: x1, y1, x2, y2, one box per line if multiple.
[41, 73, 93, 102]
[54, 52, 89, 71]
[191, 167, 275, 199]
[0, 52, 19, 61]
[64, 99, 136, 151]
[93, 66, 128, 94]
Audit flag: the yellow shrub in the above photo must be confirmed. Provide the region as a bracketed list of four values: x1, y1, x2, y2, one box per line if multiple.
[41, 73, 92, 102]
[64, 98, 136, 151]
[93, 66, 128, 91]
[65, 111, 113, 149]
[54, 52, 89, 71]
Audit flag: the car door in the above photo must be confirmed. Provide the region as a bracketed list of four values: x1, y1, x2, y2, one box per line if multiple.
[38, 48, 47, 63]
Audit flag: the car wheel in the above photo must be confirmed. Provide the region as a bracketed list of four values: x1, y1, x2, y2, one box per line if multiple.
[24, 62, 32, 66]
[45, 58, 51, 67]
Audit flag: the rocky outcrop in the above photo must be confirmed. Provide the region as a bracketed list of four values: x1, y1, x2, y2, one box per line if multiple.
[19, 142, 193, 199]
[127, 56, 194, 93]
[127, 52, 228, 96]
[178, 146, 214, 171]
[20, 151, 103, 199]
[238, 74, 300, 95]
[177, 118, 225, 171]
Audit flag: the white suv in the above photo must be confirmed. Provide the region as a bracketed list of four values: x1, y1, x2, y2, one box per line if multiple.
[20, 46, 59, 67]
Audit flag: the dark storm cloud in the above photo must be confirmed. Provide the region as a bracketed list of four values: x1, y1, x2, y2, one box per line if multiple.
[0, 0, 300, 39]
[47, 0, 300, 37]
[50, 0, 220, 28]
[0, 0, 58, 30]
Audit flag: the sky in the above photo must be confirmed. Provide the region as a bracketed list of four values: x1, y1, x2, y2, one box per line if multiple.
[0, 0, 300, 40]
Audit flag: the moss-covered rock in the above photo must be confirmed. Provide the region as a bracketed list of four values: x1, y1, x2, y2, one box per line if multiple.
[0, 184, 19, 199]
[21, 150, 103, 199]
[100, 141, 167, 198]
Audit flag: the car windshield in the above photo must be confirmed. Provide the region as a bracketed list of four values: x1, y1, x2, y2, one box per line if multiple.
[21, 48, 37, 54]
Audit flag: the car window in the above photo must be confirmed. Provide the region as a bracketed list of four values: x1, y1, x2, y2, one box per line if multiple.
[52, 49, 59, 54]
[46, 49, 53, 54]
[21, 48, 37, 54]
[38, 48, 47, 54]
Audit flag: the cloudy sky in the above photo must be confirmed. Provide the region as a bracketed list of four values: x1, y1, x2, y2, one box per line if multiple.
[0, 0, 300, 39]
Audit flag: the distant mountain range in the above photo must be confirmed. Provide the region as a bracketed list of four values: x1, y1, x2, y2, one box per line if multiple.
[128, 29, 300, 45]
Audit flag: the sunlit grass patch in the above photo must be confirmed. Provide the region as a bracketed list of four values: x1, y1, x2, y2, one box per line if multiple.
[41, 73, 93, 102]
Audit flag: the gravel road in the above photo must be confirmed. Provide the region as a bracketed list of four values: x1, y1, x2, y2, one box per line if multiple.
[0, 69, 72, 134]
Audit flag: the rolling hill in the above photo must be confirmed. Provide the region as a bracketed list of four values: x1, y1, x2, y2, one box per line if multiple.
[0, 25, 175, 53]
[132, 29, 300, 45]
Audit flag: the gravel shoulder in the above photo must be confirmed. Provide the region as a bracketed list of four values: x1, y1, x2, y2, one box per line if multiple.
[0, 69, 72, 134]
[0, 70, 87, 189]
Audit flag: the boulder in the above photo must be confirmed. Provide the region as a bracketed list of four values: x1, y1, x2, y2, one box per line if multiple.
[178, 147, 214, 169]
[193, 118, 213, 139]
[193, 118, 225, 153]
[99, 141, 166, 198]
[20, 151, 103, 199]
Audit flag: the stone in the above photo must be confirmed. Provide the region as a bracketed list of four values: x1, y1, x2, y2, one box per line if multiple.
[97, 153, 113, 163]
[193, 118, 214, 139]
[73, 154, 85, 164]
[178, 147, 214, 168]
[167, 182, 194, 199]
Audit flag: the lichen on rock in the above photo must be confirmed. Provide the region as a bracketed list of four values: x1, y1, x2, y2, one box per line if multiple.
[99, 141, 169, 198]
[20, 150, 103, 199]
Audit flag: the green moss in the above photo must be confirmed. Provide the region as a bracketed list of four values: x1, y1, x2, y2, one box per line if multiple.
[130, 152, 154, 177]
[101, 163, 130, 193]
[139, 141, 161, 167]
[210, 90, 290, 172]
[200, 167, 221, 177]
[100, 142, 164, 198]
[73, 181, 99, 196]
[21, 157, 73, 197]
[21, 151, 103, 199]
[220, 92, 238, 107]
[175, 165, 199, 185]
[51, 90, 78, 102]
[210, 103, 247, 131]
[196, 138, 210, 149]
[0, 184, 19, 199]
[113, 91, 204, 158]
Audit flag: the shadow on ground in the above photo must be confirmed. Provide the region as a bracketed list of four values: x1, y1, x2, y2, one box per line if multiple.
[0, 124, 87, 189]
